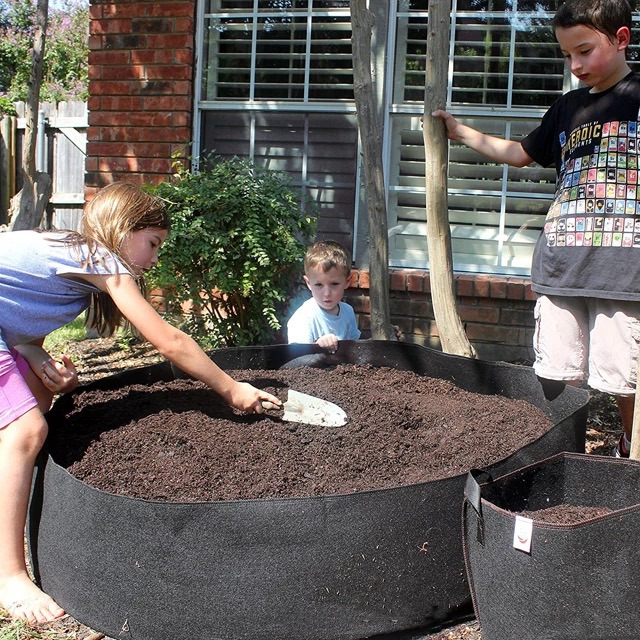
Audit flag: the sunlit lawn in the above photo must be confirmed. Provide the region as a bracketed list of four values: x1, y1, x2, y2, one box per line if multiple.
[42, 316, 87, 357]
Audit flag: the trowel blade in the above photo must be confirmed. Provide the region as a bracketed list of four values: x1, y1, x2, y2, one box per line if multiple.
[281, 389, 347, 427]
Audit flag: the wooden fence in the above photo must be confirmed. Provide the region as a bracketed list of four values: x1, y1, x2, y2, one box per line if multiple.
[0, 101, 87, 229]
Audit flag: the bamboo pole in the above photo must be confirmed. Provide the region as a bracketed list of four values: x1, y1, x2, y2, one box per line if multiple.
[629, 320, 640, 460]
[0, 115, 11, 224]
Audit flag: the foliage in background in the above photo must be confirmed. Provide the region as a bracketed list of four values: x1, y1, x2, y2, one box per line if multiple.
[0, 95, 16, 115]
[147, 157, 316, 349]
[0, 0, 88, 103]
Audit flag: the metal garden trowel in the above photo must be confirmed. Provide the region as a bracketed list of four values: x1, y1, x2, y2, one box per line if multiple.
[263, 389, 347, 427]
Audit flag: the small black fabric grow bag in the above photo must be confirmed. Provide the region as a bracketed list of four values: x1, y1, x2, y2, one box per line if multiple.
[463, 452, 640, 640]
[28, 341, 589, 640]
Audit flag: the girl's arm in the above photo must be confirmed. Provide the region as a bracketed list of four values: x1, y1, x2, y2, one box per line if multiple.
[14, 342, 79, 395]
[84, 272, 280, 413]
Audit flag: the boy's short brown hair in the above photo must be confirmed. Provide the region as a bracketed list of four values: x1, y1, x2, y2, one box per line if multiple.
[552, 0, 633, 42]
[304, 241, 352, 279]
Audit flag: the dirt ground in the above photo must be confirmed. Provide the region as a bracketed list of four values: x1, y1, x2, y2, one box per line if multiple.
[12, 337, 622, 640]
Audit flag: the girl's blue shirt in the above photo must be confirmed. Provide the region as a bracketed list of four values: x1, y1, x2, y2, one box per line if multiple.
[0, 230, 130, 352]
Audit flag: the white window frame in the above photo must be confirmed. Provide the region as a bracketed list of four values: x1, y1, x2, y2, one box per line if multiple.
[193, 1, 640, 276]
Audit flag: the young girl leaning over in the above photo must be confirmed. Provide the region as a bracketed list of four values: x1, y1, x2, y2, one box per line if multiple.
[0, 182, 281, 624]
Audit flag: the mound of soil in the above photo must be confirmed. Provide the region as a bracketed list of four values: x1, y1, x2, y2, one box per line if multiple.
[48, 363, 552, 502]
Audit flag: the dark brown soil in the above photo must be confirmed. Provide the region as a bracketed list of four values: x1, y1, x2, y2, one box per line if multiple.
[520, 504, 613, 525]
[48, 364, 553, 502]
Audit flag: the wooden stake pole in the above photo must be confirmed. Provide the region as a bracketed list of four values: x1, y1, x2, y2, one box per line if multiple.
[630, 321, 640, 460]
[423, 0, 475, 358]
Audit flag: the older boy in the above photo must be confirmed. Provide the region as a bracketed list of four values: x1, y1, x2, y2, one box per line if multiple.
[287, 241, 361, 352]
[433, 0, 639, 456]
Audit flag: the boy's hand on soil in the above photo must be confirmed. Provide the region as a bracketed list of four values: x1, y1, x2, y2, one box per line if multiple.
[316, 334, 339, 353]
[41, 355, 78, 394]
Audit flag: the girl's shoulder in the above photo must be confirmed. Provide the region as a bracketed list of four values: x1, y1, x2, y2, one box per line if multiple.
[44, 232, 129, 276]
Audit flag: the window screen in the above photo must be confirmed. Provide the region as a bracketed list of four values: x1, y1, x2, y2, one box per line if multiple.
[198, 1, 357, 250]
[390, 0, 640, 274]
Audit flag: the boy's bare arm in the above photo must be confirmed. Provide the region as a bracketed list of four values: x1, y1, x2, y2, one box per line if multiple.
[431, 110, 533, 168]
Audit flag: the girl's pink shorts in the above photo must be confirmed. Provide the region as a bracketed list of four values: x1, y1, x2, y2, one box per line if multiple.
[0, 349, 38, 429]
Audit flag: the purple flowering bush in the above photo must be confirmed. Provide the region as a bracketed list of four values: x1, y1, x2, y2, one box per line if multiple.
[0, 0, 88, 107]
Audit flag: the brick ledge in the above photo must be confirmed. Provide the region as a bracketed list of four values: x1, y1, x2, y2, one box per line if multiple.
[350, 269, 535, 302]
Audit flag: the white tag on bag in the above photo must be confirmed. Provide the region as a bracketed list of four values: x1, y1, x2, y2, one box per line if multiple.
[513, 515, 533, 553]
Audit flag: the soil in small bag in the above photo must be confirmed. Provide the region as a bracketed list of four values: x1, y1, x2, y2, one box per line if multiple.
[48, 364, 553, 502]
[520, 504, 614, 525]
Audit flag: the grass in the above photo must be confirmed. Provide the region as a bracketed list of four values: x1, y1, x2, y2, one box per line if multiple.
[0, 617, 28, 640]
[42, 317, 87, 358]
[42, 316, 143, 358]
[0, 613, 84, 640]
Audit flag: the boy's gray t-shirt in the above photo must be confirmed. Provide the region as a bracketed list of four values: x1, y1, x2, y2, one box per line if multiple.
[521, 72, 640, 301]
[0, 230, 131, 352]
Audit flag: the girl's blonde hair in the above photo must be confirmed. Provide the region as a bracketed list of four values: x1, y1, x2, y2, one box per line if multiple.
[70, 182, 169, 336]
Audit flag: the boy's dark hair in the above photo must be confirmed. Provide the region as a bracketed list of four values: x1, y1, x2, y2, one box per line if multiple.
[304, 241, 351, 278]
[552, 0, 633, 42]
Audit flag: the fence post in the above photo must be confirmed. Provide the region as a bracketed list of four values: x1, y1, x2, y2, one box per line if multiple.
[0, 115, 17, 226]
[37, 109, 46, 173]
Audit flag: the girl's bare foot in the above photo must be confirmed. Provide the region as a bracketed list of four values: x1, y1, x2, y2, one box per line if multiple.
[0, 574, 65, 624]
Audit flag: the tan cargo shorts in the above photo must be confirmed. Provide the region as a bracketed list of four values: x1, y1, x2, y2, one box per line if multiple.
[533, 294, 640, 396]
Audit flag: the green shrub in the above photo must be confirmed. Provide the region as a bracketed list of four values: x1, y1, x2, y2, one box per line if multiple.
[148, 157, 316, 348]
[0, 97, 17, 116]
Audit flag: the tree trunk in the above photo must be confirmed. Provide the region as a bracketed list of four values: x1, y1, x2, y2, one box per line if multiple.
[423, 0, 475, 357]
[350, 0, 394, 340]
[9, 0, 52, 231]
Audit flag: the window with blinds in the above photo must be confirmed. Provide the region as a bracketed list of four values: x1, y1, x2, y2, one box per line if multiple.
[200, 0, 353, 102]
[197, 1, 640, 276]
[390, 0, 640, 275]
[389, 0, 564, 275]
[197, 0, 357, 250]
[200, 110, 359, 244]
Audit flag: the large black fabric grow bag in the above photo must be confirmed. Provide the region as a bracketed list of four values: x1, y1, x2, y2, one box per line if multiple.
[463, 452, 640, 640]
[28, 341, 589, 640]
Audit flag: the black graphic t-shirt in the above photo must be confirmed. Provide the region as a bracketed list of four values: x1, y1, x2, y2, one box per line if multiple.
[522, 72, 640, 301]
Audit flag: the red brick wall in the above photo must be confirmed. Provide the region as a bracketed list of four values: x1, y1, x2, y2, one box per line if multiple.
[86, 0, 196, 197]
[151, 270, 536, 361]
[344, 270, 536, 362]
